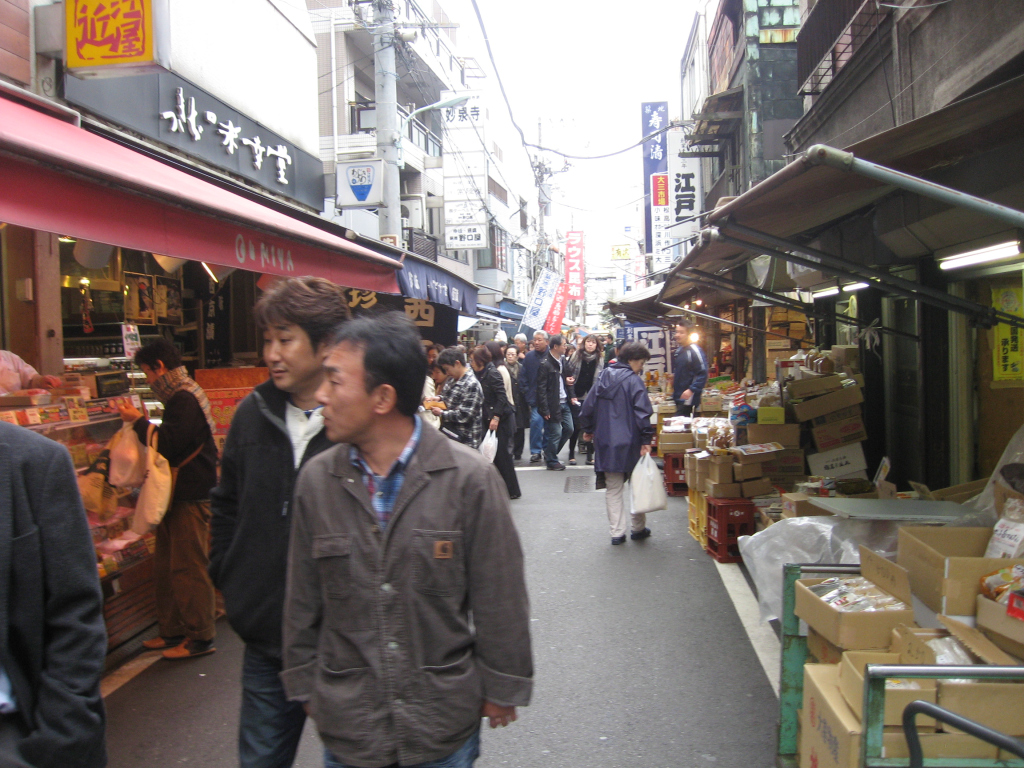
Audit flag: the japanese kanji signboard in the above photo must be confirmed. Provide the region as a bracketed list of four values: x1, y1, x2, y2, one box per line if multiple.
[522, 268, 562, 330]
[992, 285, 1023, 382]
[666, 131, 703, 262]
[565, 231, 585, 302]
[66, 0, 162, 76]
[543, 283, 569, 336]
[641, 102, 668, 264]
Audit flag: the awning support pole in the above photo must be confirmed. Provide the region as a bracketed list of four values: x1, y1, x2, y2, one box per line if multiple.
[805, 145, 1024, 232]
[717, 225, 1024, 330]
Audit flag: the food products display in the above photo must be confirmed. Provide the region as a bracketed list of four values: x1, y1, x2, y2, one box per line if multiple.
[806, 576, 908, 612]
[980, 564, 1024, 603]
[985, 498, 1024, 558]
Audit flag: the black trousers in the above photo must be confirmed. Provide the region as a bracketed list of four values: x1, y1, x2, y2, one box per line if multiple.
[513, 427, 525, 459]
[493, 415, 521, 497]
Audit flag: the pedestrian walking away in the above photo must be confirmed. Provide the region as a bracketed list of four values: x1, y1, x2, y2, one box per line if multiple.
[118, 338, 218, 659]
[0, 423, 108, 768]
[536, 334, 575, 470]
[565, 334, 603, 465]
[578, 341, 656, 545]
[471, 346, 521, 499]
[671, 321, 708, 416]
[433, 348, 484, 448]
[282, 312, 532, 768]
[209, 277, 350, 768]
[520, 331, 549, 462]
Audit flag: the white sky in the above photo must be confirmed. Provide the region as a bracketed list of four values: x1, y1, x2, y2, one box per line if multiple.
[444, 0, 700, 286]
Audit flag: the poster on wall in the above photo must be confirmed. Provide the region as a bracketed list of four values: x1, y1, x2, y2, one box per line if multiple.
[992, 285, 1023, 382]
[155, 276, 183, 325]
[124, 273, 155, 324]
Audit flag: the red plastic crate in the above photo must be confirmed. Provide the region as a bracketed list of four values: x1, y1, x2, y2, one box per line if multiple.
[705, 497, 755, 533]
[707, 515, 754, 544]
[705, 533, 746, 563]
[662, 453, 687, 484]
[665, 480, 688, 497]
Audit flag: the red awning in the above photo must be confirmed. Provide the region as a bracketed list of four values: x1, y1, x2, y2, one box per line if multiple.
[0, 94, 400, 293]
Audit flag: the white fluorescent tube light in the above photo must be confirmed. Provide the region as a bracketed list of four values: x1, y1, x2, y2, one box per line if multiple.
[939, 241, 1020, 270]
[811, 286, 840, 298]
[201, 262, 219, 283]
[843, 282, 870, 292]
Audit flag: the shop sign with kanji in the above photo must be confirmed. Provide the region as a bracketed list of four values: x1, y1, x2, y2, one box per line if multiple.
[565, 231, 586, 301]
[992, 285, 1023, 382]
[66, 0, 162, 76]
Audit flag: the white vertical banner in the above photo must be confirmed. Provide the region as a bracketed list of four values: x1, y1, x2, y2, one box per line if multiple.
[521, 268, 562, 329]
[667, 132, 703, 253]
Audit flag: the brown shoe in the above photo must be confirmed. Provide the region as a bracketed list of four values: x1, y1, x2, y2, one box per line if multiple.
[162, 638, 216, 659]
[142, 635, 185, 651]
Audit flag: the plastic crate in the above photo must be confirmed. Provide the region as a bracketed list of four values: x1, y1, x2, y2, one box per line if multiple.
[662, 453, 687, 484]
[665, 480, 688, 497]
[705, 532, 745, 563]
[688, 501, 700, 541]
[705, 497, 755, 533]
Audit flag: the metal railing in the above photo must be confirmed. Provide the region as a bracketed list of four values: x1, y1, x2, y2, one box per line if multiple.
[354, 105, 443, 157]
[404, 228, 441, 261]
[797, 0, 891, 95]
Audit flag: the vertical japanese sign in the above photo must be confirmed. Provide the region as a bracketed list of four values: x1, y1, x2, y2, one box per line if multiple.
[992, 285, 1023, 382]
[667, 131, 703, 260]
[66, 0, 158, 75]
[631, 250, 648, 292]
[565, 231, 585, 302]
[615, 324, 671, 375]
[650, 171, 672, 272]
[521, 268, 562, 330]
[543, 283, 569, 335]
[641, 102, 668, 264]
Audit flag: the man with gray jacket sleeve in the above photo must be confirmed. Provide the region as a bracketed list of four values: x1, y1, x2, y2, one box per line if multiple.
[281, 312, 532, 768]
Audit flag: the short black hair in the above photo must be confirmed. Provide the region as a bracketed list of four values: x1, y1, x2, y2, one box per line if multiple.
[549, 334, 564, 348]
[329, 312, 426, 417]
[617, 341, 651, 363]
[135, 338, 182, 371]
[436, 348, 466, 369]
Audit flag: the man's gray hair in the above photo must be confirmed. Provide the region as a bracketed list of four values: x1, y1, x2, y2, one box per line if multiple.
[532, 330, 549, 340]
[514, 333, 528, 343]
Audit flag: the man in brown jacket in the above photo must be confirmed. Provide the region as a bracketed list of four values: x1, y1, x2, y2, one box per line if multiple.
[282, 312, 532, 768]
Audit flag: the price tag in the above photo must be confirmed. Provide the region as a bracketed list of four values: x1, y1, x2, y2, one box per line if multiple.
[65, 396, 89, 423]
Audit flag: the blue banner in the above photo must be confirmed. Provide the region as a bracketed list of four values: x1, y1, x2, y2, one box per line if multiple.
[641, 102, 669, 259]
[397, 258, 477, 315]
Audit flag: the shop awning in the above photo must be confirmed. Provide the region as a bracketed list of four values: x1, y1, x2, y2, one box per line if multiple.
[0, 94, 400, 293]
[665, 73, 1024, 329]
[397, 256, 477, 315]
[688, 85, 744, 145]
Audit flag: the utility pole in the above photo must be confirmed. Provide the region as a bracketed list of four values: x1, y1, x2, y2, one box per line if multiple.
[533, 119, 548, 291]
[374, 0, 402, 242]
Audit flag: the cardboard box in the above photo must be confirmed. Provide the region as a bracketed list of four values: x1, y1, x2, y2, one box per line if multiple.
[807, 628, 845, 664]
[976, 595, 1024, 660]
[806, 442, 868, 479]
[800, 664, 996, 768]
[705, 480, 742, 499]
[838, 651, 937, 726]
[811, 416, 868, 452]
[791, 385, 864, 422]
[708, 456, 734, 484]
[732, 462, 764, 481]
[730, 442, 785, 464]
[787, 374, 844, 400]
[757, 406, 785, 424]
[742, 477, 775, 498]
[795, 547, 915, 650]
[810, 404, 862, 427]
[897, 526, 1024, 616]
[763, 449, 806, 476]
[831, 345, 861, 371]
[746, 423, 800, 448]
[781, 492, 829, 517]
[658, 431, 695, 452]
[656, 402, 677, 414]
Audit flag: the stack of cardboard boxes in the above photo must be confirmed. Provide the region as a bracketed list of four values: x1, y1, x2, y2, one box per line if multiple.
[786, 374, 868, 481]
[694, 442, 785, 499]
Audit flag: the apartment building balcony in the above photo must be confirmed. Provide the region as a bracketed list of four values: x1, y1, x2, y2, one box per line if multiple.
[797, 0, 891, 95]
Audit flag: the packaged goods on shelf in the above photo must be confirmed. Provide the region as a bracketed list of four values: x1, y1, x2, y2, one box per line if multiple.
[980, 564, 1024, 602]
[838, 651, 937, 726]
[985, 499, 1024, 558]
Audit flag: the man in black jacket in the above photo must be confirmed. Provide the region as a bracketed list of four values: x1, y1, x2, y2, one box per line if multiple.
[210, 277, 349, 768]
[0, 422, 107, 768]
[536, 334, 575, 470]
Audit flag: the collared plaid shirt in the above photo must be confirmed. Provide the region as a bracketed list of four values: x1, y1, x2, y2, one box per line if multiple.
[349, 415, 422, 531]
[440, 371, 484, 448]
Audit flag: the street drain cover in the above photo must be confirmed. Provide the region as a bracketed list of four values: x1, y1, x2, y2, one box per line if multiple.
[564, 476, 594, 493]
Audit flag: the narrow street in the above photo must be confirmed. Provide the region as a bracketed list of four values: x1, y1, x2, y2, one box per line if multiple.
[102, 451, 779, 768]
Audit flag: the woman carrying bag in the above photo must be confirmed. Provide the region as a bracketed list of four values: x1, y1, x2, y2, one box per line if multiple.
[470, 346, 521, 500]
[578, 341, 656, 545]
[504, 346, 530, 461]
[567, 334, 604, 465]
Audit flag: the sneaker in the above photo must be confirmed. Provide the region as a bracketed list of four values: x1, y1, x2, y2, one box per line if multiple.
[546, 462, 566, 471]
[142, 635, 185, 650]
[630, 528, 652, 541]
[611, 535, 627, 545]
[529, 454, 542, 463]
[163, 638, 216, 659]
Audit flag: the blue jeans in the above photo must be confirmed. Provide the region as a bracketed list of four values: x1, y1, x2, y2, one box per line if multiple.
[543, 403, 573, 467]
[529, 405, 545, 455]
[324, 728, 480, 768]
[240, 645, 307, 768]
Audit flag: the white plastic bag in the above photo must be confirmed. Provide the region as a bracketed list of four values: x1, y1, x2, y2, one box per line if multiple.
[132, 425, 173, 534]
[109, 422, 147, 488]
[631, 454, 667, 514]
[479, 430, 498, 463]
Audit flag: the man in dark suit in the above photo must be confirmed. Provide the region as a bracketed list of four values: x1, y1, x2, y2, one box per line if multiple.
[536, 334, 575, 470]
[0, 422, 107, 768]
[671, 322, 708, 416]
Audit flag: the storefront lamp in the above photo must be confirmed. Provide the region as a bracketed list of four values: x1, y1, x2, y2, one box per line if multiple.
[201, 262, 219, 283]
[811, 286, 840, 299]
[938, 240, 1021, 270]
[688, 332, 700, 344]
[843, 282, 870, 292]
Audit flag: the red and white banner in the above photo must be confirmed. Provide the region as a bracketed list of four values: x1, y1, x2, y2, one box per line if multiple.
[543, 283, 568, 335]
[565, 231, 585, 301]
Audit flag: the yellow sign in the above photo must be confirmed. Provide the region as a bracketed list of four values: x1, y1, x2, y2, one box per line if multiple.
[66, 0, 155, 73]
[611, 244, 633, 261]
[993, 285, 1023, 382]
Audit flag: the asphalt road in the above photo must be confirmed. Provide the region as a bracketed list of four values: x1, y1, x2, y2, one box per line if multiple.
[103, 449, 778, 768]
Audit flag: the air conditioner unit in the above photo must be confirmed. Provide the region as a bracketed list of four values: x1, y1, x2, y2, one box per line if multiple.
[400, 195, 426, 230]
[401, 218, 411, 231]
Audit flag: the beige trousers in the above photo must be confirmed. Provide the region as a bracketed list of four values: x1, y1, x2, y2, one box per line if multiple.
[605, 472, 647, 538]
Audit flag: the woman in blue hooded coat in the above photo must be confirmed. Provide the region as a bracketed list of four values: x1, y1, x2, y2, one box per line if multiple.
[578, 341, 656, 545]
